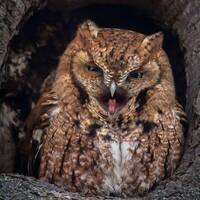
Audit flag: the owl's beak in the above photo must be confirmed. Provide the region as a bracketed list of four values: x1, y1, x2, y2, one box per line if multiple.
[98, 81, 127, 115]
[110, 81, 117, 98]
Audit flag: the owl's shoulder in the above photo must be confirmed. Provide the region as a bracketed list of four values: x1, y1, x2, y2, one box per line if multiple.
[20, 87, 59, 174]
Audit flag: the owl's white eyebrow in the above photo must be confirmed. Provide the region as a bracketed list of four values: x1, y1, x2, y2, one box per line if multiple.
[75, 50, 92, 64]
[76, 55, 89, 64]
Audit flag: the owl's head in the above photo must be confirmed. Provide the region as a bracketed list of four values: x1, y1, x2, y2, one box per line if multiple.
[67, 20, 171, 120]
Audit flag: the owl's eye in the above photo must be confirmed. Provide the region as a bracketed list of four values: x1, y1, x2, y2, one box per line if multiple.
[86, 65, 102, 74]
[129, 71, 143, 79]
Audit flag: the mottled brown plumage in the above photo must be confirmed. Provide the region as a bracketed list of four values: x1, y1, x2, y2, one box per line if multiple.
[22, 20, 185, 197]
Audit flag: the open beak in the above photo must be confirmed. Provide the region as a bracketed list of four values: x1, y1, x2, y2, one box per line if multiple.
[98, 81, 127, 115]
[110, 81, 117, 98]
[108, 81, 117, 114]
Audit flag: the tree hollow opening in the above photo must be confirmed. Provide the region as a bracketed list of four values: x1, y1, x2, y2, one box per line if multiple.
[0, 2, 190, 198]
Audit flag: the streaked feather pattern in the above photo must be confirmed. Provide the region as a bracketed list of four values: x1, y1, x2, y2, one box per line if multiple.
[21, 20, 185, 197]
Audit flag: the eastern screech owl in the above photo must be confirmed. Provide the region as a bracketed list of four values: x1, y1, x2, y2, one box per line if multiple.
[21, 20, 185, 197]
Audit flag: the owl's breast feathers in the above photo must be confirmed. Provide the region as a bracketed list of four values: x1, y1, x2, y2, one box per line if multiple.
[21, 87, 185, 196]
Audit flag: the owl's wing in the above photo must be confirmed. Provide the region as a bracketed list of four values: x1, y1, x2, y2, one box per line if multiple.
[175, 101, 187, 123]
[20, 88, 58, 176]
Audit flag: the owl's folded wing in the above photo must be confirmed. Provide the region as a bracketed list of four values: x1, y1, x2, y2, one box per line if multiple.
[19, 89, 58, 176]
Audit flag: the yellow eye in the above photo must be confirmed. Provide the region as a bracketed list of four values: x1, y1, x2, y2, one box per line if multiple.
[129, 71, 143, 79]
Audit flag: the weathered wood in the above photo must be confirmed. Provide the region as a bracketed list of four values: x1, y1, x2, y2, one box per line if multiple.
[1, 0, 200, 199]
[0, 174, 112, 200]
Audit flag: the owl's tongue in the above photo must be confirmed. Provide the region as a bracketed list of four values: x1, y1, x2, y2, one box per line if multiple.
[108, 99, 116, 114]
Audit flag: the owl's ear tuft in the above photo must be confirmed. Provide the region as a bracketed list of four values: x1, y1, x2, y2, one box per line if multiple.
[87, 20, 99, 38]
[141, 32, 164, 53]
[78, 20, 99, 39]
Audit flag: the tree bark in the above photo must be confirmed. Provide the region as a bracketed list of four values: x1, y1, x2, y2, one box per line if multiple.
[0, 174, 107, 200]
[0, 0, 46, 84]
[1, 0, 200, 199]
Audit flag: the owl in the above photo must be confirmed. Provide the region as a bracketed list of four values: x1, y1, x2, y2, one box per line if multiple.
[21, 20, 186, 197]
